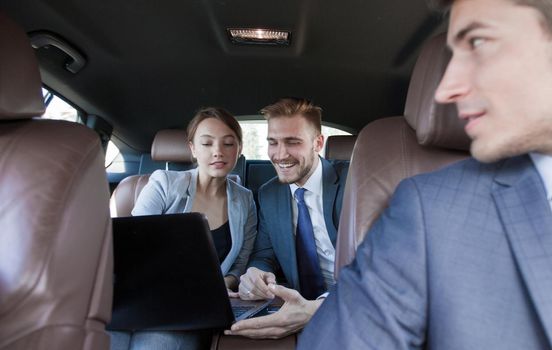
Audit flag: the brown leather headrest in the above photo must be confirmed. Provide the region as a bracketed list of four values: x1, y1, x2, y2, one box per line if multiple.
[404, 32, 470, 151]
[150, 129, 194, 162]
[0, 12, 45, 120]
[324, 135, 358, 161]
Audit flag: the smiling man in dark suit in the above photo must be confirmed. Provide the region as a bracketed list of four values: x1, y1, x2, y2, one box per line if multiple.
[225, 97, 348, 339]
[299, 0, 552, 349]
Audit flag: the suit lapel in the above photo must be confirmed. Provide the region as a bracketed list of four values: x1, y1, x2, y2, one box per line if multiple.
[492, 156, 552, 344]
[321, 158, 339, 246]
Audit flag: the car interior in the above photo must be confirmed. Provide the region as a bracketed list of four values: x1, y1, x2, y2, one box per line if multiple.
[0, 0, 461, 349]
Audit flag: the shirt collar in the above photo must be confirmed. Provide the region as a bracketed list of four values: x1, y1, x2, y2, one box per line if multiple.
[289, 156, 323, 197]
[529, 152, 552, 201]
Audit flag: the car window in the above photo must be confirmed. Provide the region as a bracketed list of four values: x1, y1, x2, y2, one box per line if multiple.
[41, 87, 121, 168]
[105, 140, 123, 170]
[41, 88, 82, 123]
[239, 119, 352, 160]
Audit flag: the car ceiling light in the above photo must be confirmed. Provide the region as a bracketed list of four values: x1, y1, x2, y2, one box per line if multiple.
[227, 28, 291, 46]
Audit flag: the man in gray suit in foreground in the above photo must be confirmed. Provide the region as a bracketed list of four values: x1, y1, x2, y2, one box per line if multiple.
[299, 0, 552, 349]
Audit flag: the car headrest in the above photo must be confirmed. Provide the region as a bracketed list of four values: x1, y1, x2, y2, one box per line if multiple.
[151, 129, 194, 163]
[404, 32, 470, 151]
[0, 12, 45, 120]
[324, 135, 358, 161]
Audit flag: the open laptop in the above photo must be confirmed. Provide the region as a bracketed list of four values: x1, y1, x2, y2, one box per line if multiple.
[107, 213, 271, 331]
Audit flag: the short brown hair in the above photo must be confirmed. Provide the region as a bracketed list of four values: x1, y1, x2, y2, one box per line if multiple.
[260, 97, 322, 135]
[186, 107, 242, 145]
[429, 0, 552, 33]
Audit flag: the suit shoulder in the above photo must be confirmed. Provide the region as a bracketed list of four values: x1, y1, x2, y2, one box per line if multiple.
[228, 177, 253, 196]
[410, 157, 504, 190]
[149, 169, 186, 181]
[329, 160, 349, 177]
[258, 176, 282, 195]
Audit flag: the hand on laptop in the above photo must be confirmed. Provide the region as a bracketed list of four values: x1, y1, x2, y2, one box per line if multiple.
[225, 283, 323, 339]
[238, 267, 277, 300]
[225, 275, 240, 298]
[227, 289, 240, 298]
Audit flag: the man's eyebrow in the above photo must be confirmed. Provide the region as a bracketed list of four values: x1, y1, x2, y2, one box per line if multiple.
[452, 21, 488, 45]
[266, 136, 302, 142]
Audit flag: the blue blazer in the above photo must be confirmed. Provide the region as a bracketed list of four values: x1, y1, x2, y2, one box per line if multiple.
[248, 157, 348, 292]
[299, 155, 552, 349]
[132, 168, 257, 278]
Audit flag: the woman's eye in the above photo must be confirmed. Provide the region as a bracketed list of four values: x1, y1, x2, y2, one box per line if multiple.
[224, 143, 235, 147]
[202, 144, 212, 146]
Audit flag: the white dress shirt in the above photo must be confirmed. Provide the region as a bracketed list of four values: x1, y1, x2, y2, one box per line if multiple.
[530, 152, 552, 212]
[289, 159, 336, 289]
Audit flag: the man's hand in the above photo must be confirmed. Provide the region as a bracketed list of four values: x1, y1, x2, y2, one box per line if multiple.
[239, 267, 277, 300]
[225, 283, 324, 339]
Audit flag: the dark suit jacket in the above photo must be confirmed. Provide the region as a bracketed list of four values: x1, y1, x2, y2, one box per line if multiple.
[299, 155, 552, 349]
[248, 157, 349, 293]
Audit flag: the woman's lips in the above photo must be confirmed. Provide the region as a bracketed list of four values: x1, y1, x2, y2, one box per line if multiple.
[210, 161, 227, 169]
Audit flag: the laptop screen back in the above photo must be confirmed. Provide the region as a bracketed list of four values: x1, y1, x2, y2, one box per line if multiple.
[108, 213, 235, 331]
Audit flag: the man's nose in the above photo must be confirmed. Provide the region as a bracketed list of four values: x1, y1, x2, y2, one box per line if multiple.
[435, 56, 470, 105]
[276, 143, 288, 159]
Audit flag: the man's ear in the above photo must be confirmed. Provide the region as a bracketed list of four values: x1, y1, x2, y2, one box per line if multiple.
[313, 133, 324, 153]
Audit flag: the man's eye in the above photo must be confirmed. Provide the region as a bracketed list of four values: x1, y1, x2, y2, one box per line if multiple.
[469, 37, 485, 49]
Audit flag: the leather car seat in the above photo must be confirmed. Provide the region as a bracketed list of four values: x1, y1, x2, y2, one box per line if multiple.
[324, 135, 357, 161]
[109, 129, 193, 217]
[0, 11, 113, 350]
[334, 32, 471, 276]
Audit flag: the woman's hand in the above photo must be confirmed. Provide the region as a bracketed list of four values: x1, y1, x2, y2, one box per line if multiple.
[225, 275, 239, 298]
[238, 267, 276, 300]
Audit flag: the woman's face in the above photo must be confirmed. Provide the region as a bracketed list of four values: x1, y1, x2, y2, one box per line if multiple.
[189, 118, 241, 179]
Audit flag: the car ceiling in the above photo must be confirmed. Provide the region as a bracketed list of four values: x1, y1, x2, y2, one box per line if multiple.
[0, 0, 446, 152]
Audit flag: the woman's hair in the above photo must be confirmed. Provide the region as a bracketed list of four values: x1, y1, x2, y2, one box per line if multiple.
[186, 107, 243, 145]
[260, 97, 322, 135]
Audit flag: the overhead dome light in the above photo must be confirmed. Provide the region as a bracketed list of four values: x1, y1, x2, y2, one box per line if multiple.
[227, 28, 291, 46]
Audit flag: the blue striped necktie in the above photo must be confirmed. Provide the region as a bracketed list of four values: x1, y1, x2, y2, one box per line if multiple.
[294, 188, 326, 300]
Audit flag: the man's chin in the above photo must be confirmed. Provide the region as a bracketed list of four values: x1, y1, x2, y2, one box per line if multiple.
[471, 141, 521, 164]
[277, 174, 298, 184]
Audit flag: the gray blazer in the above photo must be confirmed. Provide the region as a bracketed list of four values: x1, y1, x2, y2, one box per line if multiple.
[299, 155, 552, 349]
[132, 168, 257, 278]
